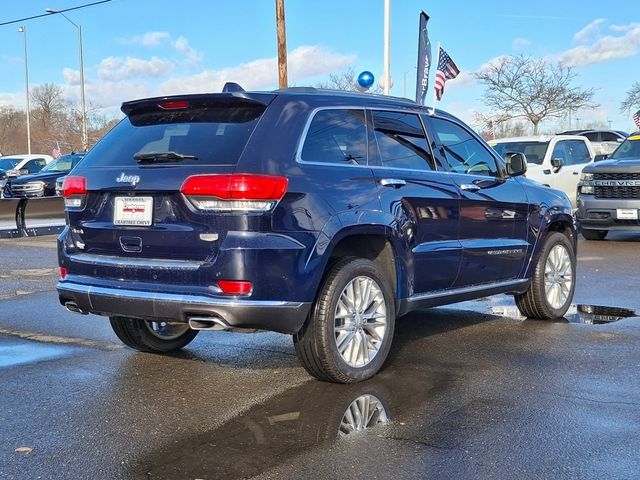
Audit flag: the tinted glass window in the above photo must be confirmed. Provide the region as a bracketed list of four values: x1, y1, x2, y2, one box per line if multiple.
[81, 106, 265, 167]
[601, 132, 620, 142]
[371, 111, 434, 170]
[491, 141, 548, 165]
[551, 141, 569, 164]
[300, 109, 367, 165]
[431, 117, 499, 177]
[611, 137, 640, 160]
[583, 132, 599, 141]
[567, 140, 592, 165]
[0, 159, 20, 170]
[24, 159, 46, 173]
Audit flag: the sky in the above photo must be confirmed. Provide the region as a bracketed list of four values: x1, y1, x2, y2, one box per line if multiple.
[0, 0, 639, 133]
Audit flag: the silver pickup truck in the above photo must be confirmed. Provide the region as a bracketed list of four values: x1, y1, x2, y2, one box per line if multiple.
[577, 132, 640, 240]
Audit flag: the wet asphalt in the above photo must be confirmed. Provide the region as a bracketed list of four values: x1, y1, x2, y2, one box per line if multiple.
[0, 233, 639, 479]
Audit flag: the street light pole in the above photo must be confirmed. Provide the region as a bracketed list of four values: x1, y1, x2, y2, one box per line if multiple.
[18, 26, 31, 154]
[383, 0, 391, 95]
[45, 8, 87, 151]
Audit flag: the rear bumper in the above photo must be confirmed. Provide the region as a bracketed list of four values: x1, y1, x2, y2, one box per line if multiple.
[576, 195, 640, 231]
[57, 281, 311, 334]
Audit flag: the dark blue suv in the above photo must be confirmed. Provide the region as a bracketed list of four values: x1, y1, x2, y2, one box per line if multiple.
[58, 87, 576, 383]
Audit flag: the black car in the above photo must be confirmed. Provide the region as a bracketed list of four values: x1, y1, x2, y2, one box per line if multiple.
[57, 86, 576, 383]
[4, 153, 85, 198]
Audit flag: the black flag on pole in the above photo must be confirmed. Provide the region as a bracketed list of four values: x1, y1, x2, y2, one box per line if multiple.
[415, 11, 432, 105]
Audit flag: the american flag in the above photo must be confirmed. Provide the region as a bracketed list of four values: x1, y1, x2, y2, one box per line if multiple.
[52, 141, 61, 159]
[634, 109, 640, 130]
[434, 46, 460, 101]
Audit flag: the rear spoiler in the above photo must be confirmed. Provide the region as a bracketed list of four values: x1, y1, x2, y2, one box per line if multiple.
[121, 92, 277, 117]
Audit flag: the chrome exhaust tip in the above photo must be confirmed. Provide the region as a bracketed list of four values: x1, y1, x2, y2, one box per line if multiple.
[188, 316, 230, 331]
[64, 301, 88, 315]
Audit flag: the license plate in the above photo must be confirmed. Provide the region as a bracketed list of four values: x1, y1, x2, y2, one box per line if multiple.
[114, 197, 153, 226]
[616, 208, 638, 220]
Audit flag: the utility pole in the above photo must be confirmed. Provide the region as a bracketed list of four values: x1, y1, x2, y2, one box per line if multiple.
[275, 0, 288, 89]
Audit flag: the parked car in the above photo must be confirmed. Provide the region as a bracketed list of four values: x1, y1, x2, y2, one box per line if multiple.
[3, 153, 85, 198]
[57, 86, 577, 383]
[490, 135, 595, 207]
[0, 154, 54, 195]
[558, 129, 628, 157]
[576, 132, 640, 240]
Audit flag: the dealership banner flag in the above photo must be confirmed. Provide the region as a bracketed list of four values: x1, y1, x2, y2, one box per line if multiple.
[415, 11, 432, 105]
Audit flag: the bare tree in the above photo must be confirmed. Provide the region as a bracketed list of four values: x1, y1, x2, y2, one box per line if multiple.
[316, 67, 383, 93]
[475, 55, 597, 135]
[31, 83, 68, 131]
[471, 111, 527, 140]
[621, 81, 640, 114]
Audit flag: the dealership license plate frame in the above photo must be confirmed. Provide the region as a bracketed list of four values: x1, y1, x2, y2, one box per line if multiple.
[616, 208, 638, 220]
[114, 196, 154, 226]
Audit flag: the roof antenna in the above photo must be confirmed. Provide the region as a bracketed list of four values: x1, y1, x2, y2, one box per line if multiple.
[222, 82, 245, 93]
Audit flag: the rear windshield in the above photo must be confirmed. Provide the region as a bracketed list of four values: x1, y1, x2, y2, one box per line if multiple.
[491, 141, 549, 165]
[81, 106, 265, 167]
[610, 136, 640, 160]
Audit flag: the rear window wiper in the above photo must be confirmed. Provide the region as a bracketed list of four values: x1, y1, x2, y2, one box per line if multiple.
[133, 151, 198, 163]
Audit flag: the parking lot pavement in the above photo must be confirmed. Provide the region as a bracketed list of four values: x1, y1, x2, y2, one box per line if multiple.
[0, 233, 639, 479]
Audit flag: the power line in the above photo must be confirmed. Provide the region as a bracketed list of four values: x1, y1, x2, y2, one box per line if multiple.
[0, 0, 111, 27]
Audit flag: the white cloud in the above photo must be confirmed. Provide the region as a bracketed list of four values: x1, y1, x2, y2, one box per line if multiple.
[560, 22, 640, 66]
[63, 68, 81, 86]
[173, 36, 203, 67]
[125, 31, 171, 47]
[0, 91, 25, 109]
[447, 71, 476, 90]
[512, 38, 531, 51]
[159, 45, 355, 95]
[573, 18, 606, 44]
[98, 56, 175, 81]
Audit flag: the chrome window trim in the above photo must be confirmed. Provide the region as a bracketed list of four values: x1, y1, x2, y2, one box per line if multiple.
[295, 105, 448, 176]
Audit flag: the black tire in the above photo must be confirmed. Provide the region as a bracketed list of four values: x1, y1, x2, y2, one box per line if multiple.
[580, 228, 608, 241]
[293, 257, 396, 383]
[109, 316, 198, 353]
[515, 231, 576, 320]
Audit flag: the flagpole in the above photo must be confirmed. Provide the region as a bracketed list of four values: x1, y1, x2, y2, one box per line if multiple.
[430, 42, 441, 115]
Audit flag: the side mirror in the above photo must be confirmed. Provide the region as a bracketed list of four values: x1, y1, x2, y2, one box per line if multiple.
[505, 152, 527, 177]
[617, 138, 624, 143]
[594, 154, 608, 162]
[551, 157, 564, 173]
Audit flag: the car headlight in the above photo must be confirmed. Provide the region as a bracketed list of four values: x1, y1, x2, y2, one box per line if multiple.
[580, 172, 594, 181]
[579, 185, 594, 195]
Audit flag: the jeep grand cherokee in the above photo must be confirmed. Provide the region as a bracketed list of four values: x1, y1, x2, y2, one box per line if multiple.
[57, 86, 576, 383]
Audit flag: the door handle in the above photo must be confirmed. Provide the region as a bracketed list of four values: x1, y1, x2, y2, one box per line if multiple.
[379, 178, 406, 188]
[459, 183, 481, 192]
[572, 171, 579, 175]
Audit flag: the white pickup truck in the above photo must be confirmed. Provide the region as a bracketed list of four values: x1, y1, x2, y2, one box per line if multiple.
[490, 135, 596, 207]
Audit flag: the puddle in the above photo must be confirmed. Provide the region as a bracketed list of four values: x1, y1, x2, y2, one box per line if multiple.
[0, 341, 76, 368]
[491, 304, 637, 324]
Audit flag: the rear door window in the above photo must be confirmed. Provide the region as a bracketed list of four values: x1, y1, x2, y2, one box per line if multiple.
[81, 106, 265, 167]
[370, 110, 434, 171]
[300, 109, 368, 165]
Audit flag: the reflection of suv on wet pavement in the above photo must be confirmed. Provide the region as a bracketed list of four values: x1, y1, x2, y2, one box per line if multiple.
[577, 132, 640, 240]
[57, 86, 577, 383]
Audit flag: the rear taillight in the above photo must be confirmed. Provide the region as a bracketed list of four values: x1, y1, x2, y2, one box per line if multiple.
[60, 267, 68, 279]
[181, 174, 288, 212]
[62, 176, 87, 208]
